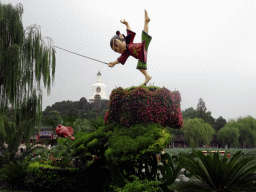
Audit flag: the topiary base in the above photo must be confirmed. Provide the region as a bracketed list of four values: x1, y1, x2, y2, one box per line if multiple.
[105, 123, 172, 164]
[104, 85, 183, 129]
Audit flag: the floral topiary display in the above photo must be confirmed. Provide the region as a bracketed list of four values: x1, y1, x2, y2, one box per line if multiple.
[104, 85, 183, 129]
[21, 85, 183, 191]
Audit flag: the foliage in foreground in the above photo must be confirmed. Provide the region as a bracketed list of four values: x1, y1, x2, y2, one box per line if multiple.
[3, 146, 256, 191]
[72, 119, 172, 164]
[0, 113, 52, 170]
[0, 161, 31, 191]
[173, 149, 256, 192]
[110, 174, 160, 192]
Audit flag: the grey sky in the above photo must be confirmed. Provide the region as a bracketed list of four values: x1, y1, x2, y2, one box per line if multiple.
[6, 0, 256, 121]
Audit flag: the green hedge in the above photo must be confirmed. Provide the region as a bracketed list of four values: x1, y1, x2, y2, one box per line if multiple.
[25, 161, 87, 190]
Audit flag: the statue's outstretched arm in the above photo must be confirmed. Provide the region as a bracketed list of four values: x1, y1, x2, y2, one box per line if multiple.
[120, 19, 131, 30]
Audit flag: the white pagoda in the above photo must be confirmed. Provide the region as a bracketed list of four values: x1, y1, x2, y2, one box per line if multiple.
[89, 71, 108, 102]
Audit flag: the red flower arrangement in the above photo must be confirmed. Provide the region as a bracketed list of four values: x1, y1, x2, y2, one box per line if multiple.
[104, 86, 183, 129]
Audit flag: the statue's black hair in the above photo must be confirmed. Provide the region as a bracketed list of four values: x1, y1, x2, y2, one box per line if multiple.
[110, 31, 125, 50]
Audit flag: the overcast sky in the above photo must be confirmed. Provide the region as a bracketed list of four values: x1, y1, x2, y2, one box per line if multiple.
[5, 0, 256, 122]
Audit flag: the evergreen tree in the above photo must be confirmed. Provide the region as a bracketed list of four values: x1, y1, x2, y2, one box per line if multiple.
[78, 97, 88, 111]
[181, 107, 197, 120]
[205, 111, 216, 128]
[196, 98, 207, 121]
[215, 116, 227, 132]
[0, 2, 56, 148]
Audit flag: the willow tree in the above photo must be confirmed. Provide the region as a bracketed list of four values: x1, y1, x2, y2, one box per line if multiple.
[217, 125, 240, 148]
[183, 118, 215, 148]
[0, 2, 56, 152]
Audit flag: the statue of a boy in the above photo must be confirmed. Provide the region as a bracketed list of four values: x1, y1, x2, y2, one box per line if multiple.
[109, 10, 152, 86]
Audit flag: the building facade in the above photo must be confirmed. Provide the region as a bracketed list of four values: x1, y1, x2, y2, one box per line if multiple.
[1, 126, 58, 157]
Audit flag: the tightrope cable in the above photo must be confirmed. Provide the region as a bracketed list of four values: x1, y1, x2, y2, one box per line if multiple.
[54, 46, 108, 65]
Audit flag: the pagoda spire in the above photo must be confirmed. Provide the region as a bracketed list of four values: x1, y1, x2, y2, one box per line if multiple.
[97, 71, 102, 83]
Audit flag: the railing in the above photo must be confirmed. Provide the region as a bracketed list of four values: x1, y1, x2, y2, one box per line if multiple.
[202, 151, 230, 157]
[139, 162, 190, 182]
[1, 142, 54, 157]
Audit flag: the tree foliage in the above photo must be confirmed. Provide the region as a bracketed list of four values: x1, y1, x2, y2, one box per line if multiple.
[223, 116, 256, 148]
[41, 99, 109, 126]
[0, 2, 56, 170]
[78, 97, 88, 110]
[196, 98, 207, 121]
[215, 116, 227, 132]
[237, 116, 256, 148]
[182, 99, 226, 131]
[72, 118, 93, 135]
[204, 111, 215, 128]
[0, 2, 56, 132]
[217, 125, 240, 148]
[182, 118, 215, 148]
[182, 107, 197, 120]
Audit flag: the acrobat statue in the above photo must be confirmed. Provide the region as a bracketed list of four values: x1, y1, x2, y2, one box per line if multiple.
[109, 10, 152, 86]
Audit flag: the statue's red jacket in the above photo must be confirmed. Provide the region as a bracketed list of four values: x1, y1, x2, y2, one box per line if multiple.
[117, 29, 147, 65]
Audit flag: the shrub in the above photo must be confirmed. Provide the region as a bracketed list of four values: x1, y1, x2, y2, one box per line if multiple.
[0, 161, 30, 191]
[105, 123, 172, 163]
[71, 119, 114, 159]
[25, 161, 86, 190]
[110, 174, 160, 192]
